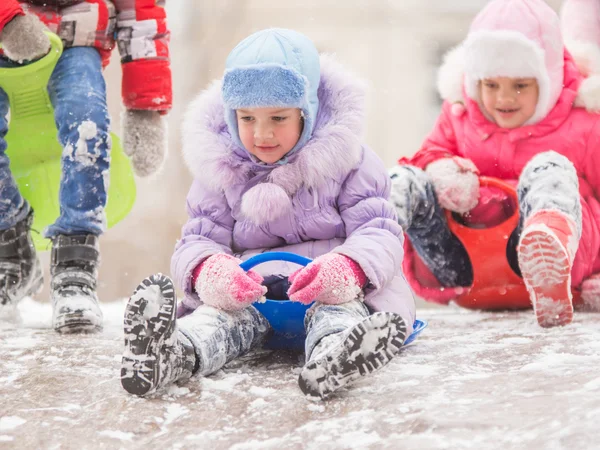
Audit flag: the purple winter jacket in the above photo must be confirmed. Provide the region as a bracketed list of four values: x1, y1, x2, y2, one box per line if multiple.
[171, 55, 416, 333]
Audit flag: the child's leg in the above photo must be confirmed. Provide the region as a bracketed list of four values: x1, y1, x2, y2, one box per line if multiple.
[44, 47, 110, 332]
[299, 300, 407, 399]
[180, 301, 271, 377]
[0, 62, 29, 228]
[122, 274, 271, 396]
[390, 165, 473, 287]
[45, 47, 110, 238]
[0, 59, 43, 309]
[517, 151, 581, 327]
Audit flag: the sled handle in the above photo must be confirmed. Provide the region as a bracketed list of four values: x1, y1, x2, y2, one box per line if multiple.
[0, 32, 63, 121]
[240, 252, 312, 271]
[446, 176, 519, 230]
[476, 176, 517, 198]
[405, 319, 428, 345]
[243, 251, 428, 345]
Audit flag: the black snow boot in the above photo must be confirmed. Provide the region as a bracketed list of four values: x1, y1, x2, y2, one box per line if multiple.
[0, 209, 43, 308]
[50, 234, 103, 333]
[121, 274, 196, 397]
[298, 312, 407, 399]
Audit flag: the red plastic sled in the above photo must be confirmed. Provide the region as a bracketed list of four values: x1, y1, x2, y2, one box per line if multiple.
[416, 177, 580, 310]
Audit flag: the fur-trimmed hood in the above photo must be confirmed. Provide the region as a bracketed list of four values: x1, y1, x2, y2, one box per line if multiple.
[181, 54, 366, 224]
[436, 0, 600, 118]
[436, 41, 600, 116]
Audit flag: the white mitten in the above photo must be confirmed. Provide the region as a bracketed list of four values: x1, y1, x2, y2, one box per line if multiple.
[425, 157, 480, 213]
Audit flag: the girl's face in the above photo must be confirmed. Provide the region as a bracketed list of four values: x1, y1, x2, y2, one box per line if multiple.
[236, 107, 303, 164]
[479, 77, 539, 128]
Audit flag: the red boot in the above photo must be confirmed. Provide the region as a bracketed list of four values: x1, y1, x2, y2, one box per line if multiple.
[518, 209, 578, 327]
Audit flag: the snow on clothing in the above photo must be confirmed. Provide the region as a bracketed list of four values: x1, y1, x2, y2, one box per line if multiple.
[179, 299, 369, 377]
[391, 151, 582, 303]
[121, 29, 412, 399]
[396, 0, 600, 303]
[171, 54, 416, 336]
[0, 48, 109, 236]
[0, 0, 171, 112]
[121, 272, 403, 398]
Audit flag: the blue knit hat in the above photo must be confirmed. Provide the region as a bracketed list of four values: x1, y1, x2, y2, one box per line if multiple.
[222, 28, 321, 156]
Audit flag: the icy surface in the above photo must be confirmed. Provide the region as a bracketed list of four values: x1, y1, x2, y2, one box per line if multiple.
[1, 298, 599, 449]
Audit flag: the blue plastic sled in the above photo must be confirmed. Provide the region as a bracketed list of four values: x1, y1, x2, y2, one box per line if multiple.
[240, 252, 428, 350]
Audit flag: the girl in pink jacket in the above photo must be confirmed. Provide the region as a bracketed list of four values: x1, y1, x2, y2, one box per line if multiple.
[390, 0, 600, 327]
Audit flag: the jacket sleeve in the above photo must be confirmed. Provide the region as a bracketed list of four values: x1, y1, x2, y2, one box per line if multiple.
[333, 147, 405, 292]
[170, 179, 234, 300]
[112, 0, 172, 113]
[398, 101, 459, 169]
[0, 0, 23, 32]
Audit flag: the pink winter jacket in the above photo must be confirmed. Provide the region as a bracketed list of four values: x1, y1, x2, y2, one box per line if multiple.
[400, 52, 600, 301]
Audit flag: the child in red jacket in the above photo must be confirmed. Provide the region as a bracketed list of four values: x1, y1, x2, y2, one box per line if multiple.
[390, 0, 600, 327]
[0, 1, 171, 332]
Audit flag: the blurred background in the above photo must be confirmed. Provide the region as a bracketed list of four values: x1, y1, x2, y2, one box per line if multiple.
[38, 0, 563, 304]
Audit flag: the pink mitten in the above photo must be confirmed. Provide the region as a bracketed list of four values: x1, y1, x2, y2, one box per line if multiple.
[426, 156, 480, 213]
[287, 254, 367, 305]
[581, 273, 600, 312]
[193, 254, 267, 311]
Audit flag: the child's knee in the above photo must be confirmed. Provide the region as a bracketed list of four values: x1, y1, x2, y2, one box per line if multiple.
[389, 165, 434, 227]
[520, 151, 577, 186]
[390, 165, 431, 192]
[304, 299, 369, 327]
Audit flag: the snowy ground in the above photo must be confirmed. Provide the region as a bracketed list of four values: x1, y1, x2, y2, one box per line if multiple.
[1, 299, 599, 450]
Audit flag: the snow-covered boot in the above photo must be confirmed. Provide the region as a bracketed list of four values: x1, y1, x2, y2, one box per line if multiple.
[518, 209, 578, 327]
[517, 151, 582, 327]
[181, 302, 272, 377]
[299, 310, 407, 399]
[50, 234, 103, 333]
[121, 274, 196, 396]
[0, 209, 43, 309]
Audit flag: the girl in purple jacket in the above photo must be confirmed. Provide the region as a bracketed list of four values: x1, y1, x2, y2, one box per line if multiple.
[120, 28, 416, 400]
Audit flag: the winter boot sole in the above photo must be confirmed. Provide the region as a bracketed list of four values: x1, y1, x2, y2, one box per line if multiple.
[518, 224, 573, 327]
[298, 312, 407, 399]
[54, 312, 103, 334]
[121, 274, 176, 396]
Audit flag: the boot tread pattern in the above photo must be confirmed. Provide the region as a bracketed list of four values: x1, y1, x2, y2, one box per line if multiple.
[298, 312, 407, 399]
[519, 227, 573, 327]
[121, 273, 176, 396]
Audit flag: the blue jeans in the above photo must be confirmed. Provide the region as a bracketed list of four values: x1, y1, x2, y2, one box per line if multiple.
[0, 47, 110, 237]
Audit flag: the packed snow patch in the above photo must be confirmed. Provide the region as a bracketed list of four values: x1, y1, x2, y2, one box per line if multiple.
[1, 300, 600, 449]
[0, 417, 26, 432]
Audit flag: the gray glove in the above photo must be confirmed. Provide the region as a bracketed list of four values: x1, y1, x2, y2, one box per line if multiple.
[122, 110, 168, 177]
[1, 14, 50, 63]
